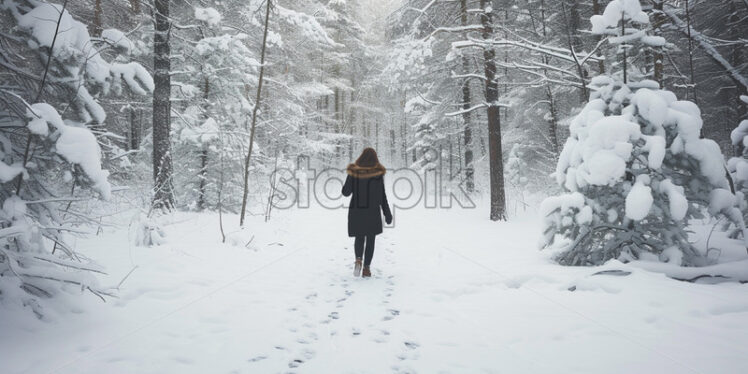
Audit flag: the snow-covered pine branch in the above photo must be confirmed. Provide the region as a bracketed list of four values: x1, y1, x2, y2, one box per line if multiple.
[0, 1, 154, 316]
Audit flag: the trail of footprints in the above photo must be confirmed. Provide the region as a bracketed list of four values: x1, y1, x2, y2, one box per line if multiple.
[247, 244, 419, 372]
[276, 258, 359, 371]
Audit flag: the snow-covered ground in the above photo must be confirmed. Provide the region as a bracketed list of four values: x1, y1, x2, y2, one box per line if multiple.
[2, 204, 748, 374]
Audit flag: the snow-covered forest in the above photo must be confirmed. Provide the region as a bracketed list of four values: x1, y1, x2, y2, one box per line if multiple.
[1, 0, 747, 373]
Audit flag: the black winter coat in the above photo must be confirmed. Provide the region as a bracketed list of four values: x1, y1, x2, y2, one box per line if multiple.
[342, 163, 392, 237]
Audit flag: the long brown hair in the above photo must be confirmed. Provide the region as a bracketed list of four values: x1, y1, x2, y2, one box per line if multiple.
[355, 147, 380, 167]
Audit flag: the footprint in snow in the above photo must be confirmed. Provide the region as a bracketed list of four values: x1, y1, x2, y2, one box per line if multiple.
[247, 355, 267, 362]
[371, 329, 391, 343]
[288, 349, 315, 368]
[383, 309, 400, 321]
[328, 311, 339, 320]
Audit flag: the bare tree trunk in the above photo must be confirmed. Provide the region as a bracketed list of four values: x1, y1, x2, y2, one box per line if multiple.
[401, 91, 408, 166]
[651, 0, 665, 86]
[542, 1, 560, 154]
[197, 146, 208, 211]
[592, 0, 606, 74]
[684, 0, 697, 104]
[562, 0, 588, 101]
[129, 93, 140, 150]
[566, 0, 582, 52]
[217, 140, 226, 243]
[481, 0, 507, 221]
[152, 0, 175, 210]
[546, 86, 559, 155]
[130, 0, 140, 13]
[621, 14, 628, 84]
[334, 87, 341, 160]
[239, 0, 271, 226]
[730, 0, 746, 120]
[93, 0, 103, 37]
[461, 0, 475, 193]
[375, 117, 380, 150]
[197, 76, 210, 211]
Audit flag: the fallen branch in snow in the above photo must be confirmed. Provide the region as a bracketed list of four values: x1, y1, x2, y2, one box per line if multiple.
[671, 274, 730, 283]
[115, 266, 139, 290]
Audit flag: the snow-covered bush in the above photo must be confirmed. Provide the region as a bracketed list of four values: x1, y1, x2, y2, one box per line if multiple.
[133, 214, 167, 247]
[727, 95, 748, 223]
[1, 2, 152, 315]
[540, 0, 744, 266]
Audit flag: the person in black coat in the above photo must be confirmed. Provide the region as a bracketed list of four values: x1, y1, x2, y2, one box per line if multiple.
[342, 147, 392, 278]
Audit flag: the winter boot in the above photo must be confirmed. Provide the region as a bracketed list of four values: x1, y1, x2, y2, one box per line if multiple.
[362, 266, 371, 278]
[354, 258, 362, 277]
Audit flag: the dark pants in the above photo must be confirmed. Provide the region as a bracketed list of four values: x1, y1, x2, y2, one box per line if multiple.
[354, 235, 376, 266]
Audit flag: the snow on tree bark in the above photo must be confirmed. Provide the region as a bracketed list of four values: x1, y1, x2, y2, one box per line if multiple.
[153, 0, 175, 210]
[481, 0, 507, 221]
[239, 0, 271, 227]
[461, 0, 475, 193]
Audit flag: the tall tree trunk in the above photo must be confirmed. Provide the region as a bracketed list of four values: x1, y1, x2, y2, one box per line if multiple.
[93, 0, 103, 37]
[349, 91, 355, 162]
[546, 86, 559, 155]
[129, 103, 140, 150]
[461, 0, 475, 193]
[375, 117, 380, 150]
[197, 146, 208, 210]
[562, 0, 588, 101]
[390, 128, 396, 161]
[542, 1, 561, 154]
[197, 76, 210, 211]
[651, 0, 665, 86]
[481, 0, 507, 221]
[334, 87, 341, 160]
[592, 0, 606, 74]
[152, 0, 175, 210]
[684, 0, 697, 104]
[566, 0, 582, 52]
[729, 0, 746, 120]
[239, 0, 271, 226]
[401, 91, 408, 166]
[621, 14, 628, 84]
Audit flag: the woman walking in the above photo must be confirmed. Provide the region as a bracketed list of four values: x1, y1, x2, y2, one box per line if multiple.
[342, 148, 392, 278]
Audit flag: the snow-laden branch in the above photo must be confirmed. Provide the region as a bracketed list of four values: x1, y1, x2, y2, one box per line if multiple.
[451, 72, 487, 81]
[428, 25, 485, 39]
[405, 0, 439, 16]
[445, 103, 486, 117]
[453, 36, 603, 66]
[663, 6, 748, 92]
[445, 101, 509, 117]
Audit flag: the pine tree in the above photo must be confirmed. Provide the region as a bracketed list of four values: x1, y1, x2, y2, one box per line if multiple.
[541, 0, 744, 266]
[1, 1, 153, 313]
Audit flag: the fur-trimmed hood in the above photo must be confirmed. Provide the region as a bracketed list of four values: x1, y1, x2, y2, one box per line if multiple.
[346, 163, 386, 179]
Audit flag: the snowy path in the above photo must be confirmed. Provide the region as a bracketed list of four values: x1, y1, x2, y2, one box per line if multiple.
[3, 206, 748, 374]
